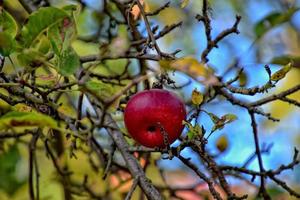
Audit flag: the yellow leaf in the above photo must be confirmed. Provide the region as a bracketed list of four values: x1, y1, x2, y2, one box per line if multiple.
[171, 57, 207, 77]
[0, 111, 58, 129]
[57, 104, 77, 117]
[0, 99, 11, 114]
[180, 0, 190, 8]
[221, 114, 237, 123]
[264, 68, 300, 130]
[216, 135, 228, 153]
[12, 103, 34, 112]
[158, 59, 171, 69]
[239, 71, 247, 87]
[159, 57, 208, 80]
[271, 63, 292, 81]
[191, 89, 203, 106]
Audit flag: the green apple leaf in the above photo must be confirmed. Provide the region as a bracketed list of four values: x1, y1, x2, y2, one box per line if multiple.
[254, 8, 299, 38]
[0, 111, 58, 130]
[57, 47, 80, 76]
[207, 112, 220, 124]
[271, 55, 300, 68]
[0, 144, 25, 195]
[0, 32, 15, 57]
[271, 63, 292, 81]
[37, 35, 51, 54]
[17, 49, 46, 68]
[0, 9, 18, 38]
[21, 7, 69, 47]
[207, 112, 237, 133]
[85, 80, 115, 99]
[221, 114, 237, 123]
[182, 120, 202, 139]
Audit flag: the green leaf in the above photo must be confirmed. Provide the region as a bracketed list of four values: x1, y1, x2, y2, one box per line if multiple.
[207, 112, 220, 124]
[84, 79, 123, 111]
[17, 49, 46, 68]
[0, 111, 58, 129]
[85, 80, 115, 99]
[0, 144, 25, 195]
[62, 4, 79, 13]
[191, 89, 203, 106]
[221, 114, 237, 123]
[47, 11, 78, 76]
[271, 55, 300, 68]
[47, 23, 62, 55]
[37, 35, 51, 54]
[57, 47, 80, 76]
[0, 9, 18, 38]
[182, 120, 202, 139]
[208, 113, 237, 133]
[212, 123, 225, 132]
[271, 63, 292, 81]
[181, 0, 190, 8]
[21, 7, 69, 47]
[47, 7, 77, 56]
[254, 8, 299, 38]
[238, 71, 247, 87]
[0, 32, 15, 56]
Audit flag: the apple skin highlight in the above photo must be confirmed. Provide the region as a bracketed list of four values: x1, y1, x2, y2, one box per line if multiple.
[124, 89, 187, 148]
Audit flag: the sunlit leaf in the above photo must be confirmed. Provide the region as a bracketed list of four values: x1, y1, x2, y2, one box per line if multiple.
[221, 114, 237, 123]
[264, 68, 300, 129]
[271, 55, 300, 68]
[0, 9, 18, 38]
[62, 4, 79, 13]
[84, 80, 122, 111]
[37, 35, 51, 54]
[157, 6, 185, 25]
[21, 7, 69, 47]
[180, 0, 190, 8]
[85, 80, 115, 98]
[12, 103, 34, 112]
[216, 135, 228, 153]
[159, 57, 208, 82]
[191, 89, 203, 106]
[271, 63, 292, 81]
[35, 74, 57, 86]
[0, 99, 11, 115]
[254, 8, 299, 38]
[0, 111, 58, 129]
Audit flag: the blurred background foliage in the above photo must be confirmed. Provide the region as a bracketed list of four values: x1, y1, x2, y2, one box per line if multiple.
[0, 0, 300, 199]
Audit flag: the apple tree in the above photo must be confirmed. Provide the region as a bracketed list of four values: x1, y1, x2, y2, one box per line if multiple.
[0, 0, 300, 199]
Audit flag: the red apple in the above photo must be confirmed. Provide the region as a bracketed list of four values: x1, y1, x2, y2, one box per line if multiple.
[124, 89, 186, 148]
